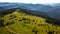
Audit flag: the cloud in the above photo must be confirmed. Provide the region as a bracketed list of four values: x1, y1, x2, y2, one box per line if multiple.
[0, 0, 60, 4]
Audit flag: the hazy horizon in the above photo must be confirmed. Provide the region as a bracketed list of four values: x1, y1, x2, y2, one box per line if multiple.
[0, 0, 60, 4]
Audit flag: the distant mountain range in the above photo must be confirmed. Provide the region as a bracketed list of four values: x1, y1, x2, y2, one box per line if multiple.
[0, 2, 60, 20]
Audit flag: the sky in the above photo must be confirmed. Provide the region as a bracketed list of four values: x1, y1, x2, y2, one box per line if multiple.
[0, 0, 60, 4]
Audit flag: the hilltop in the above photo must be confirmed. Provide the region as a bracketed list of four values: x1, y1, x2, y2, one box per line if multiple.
[0, 9, 60, 34]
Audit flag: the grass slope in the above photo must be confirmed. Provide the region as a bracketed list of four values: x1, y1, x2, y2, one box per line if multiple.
[0, 27, 14, 34]
[0, 9, 60, 34]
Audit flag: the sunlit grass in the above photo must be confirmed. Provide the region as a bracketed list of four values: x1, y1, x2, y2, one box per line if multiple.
[0, 10, 60, 34]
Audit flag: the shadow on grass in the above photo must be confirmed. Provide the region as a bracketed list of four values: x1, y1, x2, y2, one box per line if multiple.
[0, 19, 4, 27]
[46, 18, 60, 26]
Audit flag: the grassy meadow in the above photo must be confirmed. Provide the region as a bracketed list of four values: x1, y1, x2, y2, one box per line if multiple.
[0, 9, 60, 34]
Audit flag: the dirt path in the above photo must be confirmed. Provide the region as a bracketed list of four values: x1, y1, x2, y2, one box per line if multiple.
[5, 26, 20, 34]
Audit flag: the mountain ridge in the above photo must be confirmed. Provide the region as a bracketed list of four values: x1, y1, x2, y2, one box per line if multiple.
[0, 2, 60, 20]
